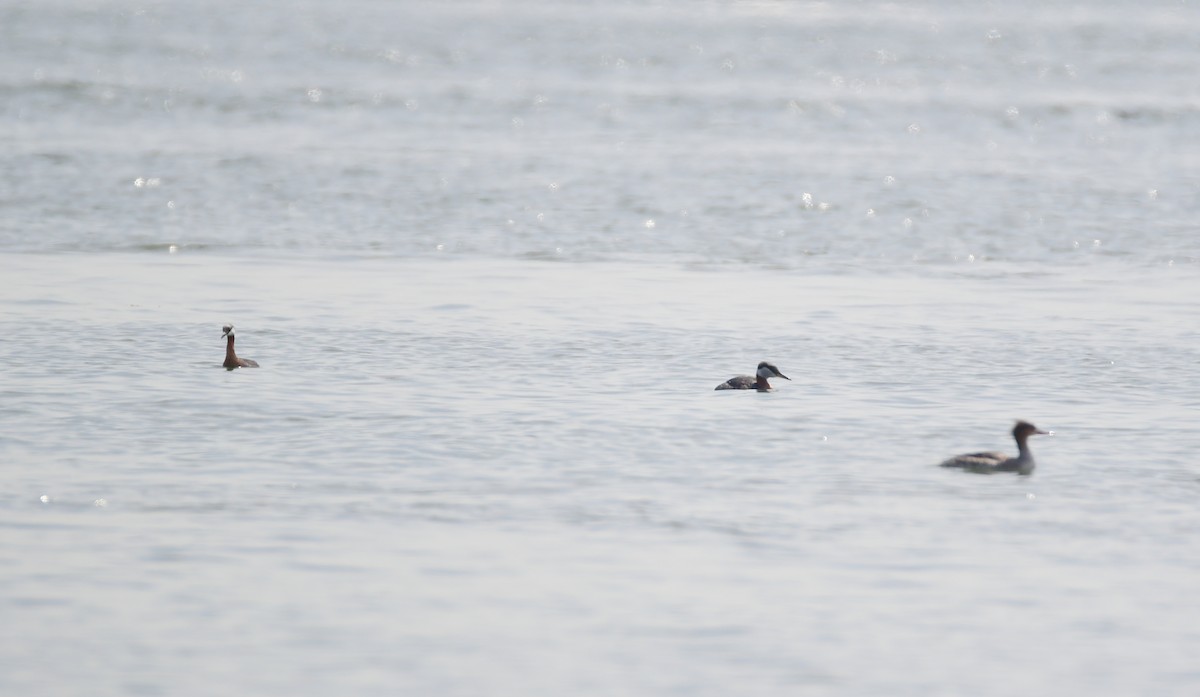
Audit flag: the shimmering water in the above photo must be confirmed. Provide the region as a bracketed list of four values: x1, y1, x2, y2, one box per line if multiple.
[3, 1, 1200, 695]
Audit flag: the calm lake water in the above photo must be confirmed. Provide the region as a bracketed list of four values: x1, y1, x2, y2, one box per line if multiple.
[2, 1, 1199, 695]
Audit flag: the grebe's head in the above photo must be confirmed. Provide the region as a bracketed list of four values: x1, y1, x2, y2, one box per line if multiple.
[222, 324, 235, 338]
[1013, 421, 1049, 439]
[757, 362, 790, 380]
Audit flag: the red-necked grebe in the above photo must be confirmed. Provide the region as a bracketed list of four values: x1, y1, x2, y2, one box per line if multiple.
[940, 421, 1049, 475]
[222, 324, 260, 370]
[715, 362, 789, 392]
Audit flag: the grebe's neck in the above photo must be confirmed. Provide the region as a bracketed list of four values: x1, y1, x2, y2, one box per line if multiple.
[1015, 437, 1036, 474]
[225, 334, 237, 362]
[1014, 434, 1033, 459]
[755, 375, 772, 391]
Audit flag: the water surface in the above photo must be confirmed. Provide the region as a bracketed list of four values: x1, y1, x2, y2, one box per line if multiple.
[2, 1, 1200, 695]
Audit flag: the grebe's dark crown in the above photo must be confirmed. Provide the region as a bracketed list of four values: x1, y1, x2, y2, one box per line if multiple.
[1012, 420, 1048, 438]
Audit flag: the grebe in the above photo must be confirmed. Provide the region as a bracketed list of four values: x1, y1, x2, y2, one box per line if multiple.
[715, 362, 790, 391]
[940, 421, 1049, 475]
[221, 324, 259, 370]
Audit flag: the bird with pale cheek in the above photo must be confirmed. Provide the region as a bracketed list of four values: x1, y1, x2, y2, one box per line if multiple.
[715, 362, 790, 392]
[221, 324, 260, 370]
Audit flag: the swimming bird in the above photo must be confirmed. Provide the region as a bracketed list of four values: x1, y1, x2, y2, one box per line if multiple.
[221, 324, 259, 370]
[940, 421, 1049, 475]
[715, 362, 790, 391]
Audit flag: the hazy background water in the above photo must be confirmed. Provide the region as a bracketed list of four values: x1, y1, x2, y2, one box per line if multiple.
[2, 1, 1200, 695]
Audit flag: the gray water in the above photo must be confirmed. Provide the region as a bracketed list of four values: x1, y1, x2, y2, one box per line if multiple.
[3, 1, 1200, 695]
